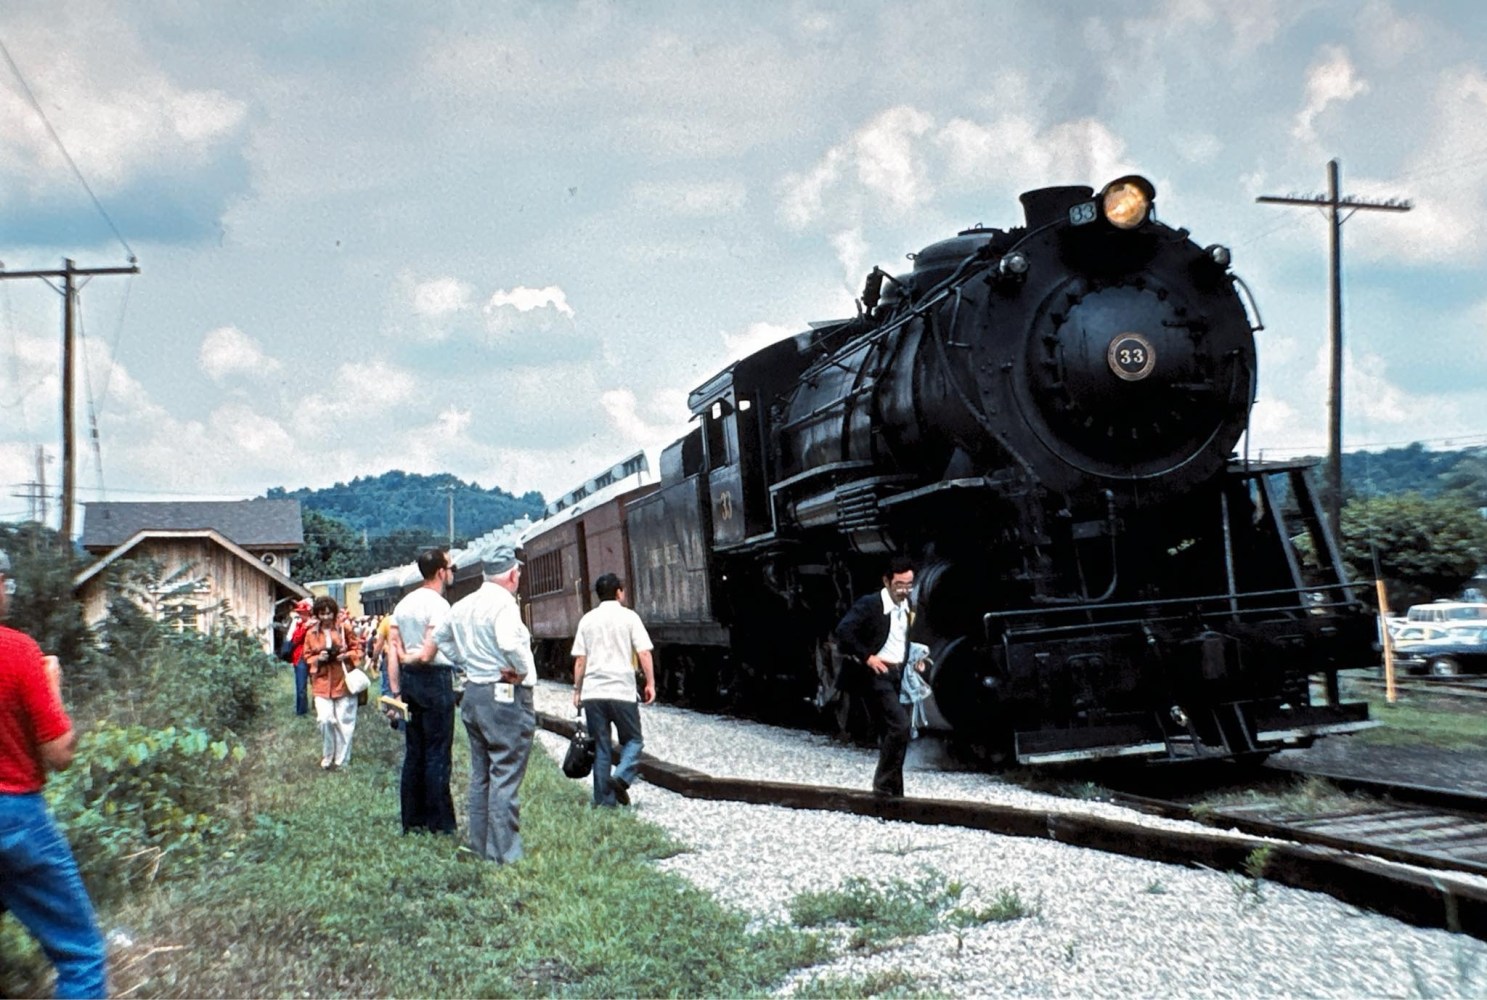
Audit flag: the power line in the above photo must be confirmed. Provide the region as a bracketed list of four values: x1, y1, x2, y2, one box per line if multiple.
[0, 37, 136, 261]
[1257, 158, 1412, 538]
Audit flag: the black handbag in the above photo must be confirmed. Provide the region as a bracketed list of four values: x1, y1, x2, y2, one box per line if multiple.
[562, 719, 595, 779]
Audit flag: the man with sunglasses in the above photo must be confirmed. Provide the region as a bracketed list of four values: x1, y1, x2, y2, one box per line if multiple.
[0, 551, 108, 997]
[386, 548, 458, 835]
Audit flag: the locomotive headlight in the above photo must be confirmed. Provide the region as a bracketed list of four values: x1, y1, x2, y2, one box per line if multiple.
[1100, 175, 1156, 229]
[998, 251, 1029, 277]
[1206, 244, 1232, 268]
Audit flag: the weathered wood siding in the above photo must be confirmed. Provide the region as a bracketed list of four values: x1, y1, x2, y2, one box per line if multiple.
[77, 538, 283, 651]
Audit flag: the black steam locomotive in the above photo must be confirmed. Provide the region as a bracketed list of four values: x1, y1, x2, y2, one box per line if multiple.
[522, 175, 1377, 764]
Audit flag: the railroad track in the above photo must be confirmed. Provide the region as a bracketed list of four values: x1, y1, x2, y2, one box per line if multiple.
[1106, 769, 1487, 882]
[1350, 674, 1487, 701]
[535, 712, 1487, 942]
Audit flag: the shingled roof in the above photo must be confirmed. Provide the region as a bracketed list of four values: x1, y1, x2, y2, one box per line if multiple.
[80, 499, 304, 552]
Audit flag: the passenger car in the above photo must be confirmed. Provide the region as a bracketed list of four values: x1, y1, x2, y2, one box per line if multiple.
[1395, 625, 1487, 676]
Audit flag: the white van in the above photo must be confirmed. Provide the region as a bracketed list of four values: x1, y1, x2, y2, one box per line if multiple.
[1404, 601, 1487, 623]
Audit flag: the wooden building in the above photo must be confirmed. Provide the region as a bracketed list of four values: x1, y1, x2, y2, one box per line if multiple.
[74, 500, 309, 651]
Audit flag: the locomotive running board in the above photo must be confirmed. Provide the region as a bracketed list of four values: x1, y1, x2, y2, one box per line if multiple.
[1015, 704, 1378, 765]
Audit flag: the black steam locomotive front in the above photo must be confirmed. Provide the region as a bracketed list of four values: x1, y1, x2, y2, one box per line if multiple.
[779, 178, 1255, 517]
[770, 176, 1374, 763]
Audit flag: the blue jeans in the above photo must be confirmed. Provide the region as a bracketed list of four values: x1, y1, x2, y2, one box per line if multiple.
[294, 658, 309, 716]
[0, 792, 108, 999]
[583, 700, 643, 807]
[400, 666, 456, 834]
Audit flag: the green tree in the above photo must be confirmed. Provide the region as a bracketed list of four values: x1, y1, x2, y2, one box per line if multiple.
[294, 509, 368, 581]
[0, 522, 90, 664]
[1340, 492, 1487, 609]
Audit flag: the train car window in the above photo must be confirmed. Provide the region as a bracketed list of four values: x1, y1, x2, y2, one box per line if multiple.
[680, 428, 703, 476]
[527, 550, 565, 597]
[704, 405, 731, 468]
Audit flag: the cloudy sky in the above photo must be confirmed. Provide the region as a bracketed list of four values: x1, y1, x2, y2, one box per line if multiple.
[0, 1, 1483, 529]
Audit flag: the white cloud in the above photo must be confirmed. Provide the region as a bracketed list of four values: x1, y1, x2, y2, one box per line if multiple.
[781, 103, 1139, 244]
[1366, 66, 1487, 264]
[600, 388, 692, 450]
[779, 106, 934, 229]
[482, 285, 576, 334]
[0, 16, 246, 193]
[411, 277, 474, 317]
[199, 326, 281, 382]
[437, 406, 472, 437]
[721, 320, 798, 363]
[779, 148, 846, 230]
[1291, 46, 1369, 142]
[830, 228, 870, 290]
[208, 403, 292, 456]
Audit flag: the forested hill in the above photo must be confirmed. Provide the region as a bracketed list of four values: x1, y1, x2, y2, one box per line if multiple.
[1337, 443, 1487, 501]
[265, 471, 545, 543]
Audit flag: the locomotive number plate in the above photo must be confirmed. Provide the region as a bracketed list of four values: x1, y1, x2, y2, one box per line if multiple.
[1107, 333, 1155, 381]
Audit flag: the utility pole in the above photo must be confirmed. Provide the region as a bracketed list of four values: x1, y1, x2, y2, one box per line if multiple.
[440, 483, 456, 547]
[1257, 160, 1410, 539]
[0, 258, 139, 542]
[9, 447, 47, 523]
[36, 445, 47, 526]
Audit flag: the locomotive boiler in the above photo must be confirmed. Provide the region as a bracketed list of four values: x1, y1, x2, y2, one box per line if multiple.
[523, 176, 1377, 764]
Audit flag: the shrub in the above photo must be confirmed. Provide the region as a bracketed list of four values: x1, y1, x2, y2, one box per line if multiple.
[45, 722, 247, 903]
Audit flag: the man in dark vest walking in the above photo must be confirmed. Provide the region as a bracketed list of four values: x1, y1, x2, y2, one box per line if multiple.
[834, 556, 919, 797]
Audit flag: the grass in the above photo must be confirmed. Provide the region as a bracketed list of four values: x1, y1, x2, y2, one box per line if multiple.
[4, 673, 823, 998]
[1352, 694, 1487, 749]
[787, 869, 1035, 954]
[790, 967, 933, 998]
[1192, 774, 1372, 820]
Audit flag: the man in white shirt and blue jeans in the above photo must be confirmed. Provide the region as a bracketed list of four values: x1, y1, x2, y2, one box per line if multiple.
[571, 573, 655, 807]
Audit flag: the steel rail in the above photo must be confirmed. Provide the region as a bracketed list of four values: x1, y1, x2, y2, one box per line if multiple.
[537, 712, 1487, 941]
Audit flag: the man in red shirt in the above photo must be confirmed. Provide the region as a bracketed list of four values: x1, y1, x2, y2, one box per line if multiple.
[288, 597, 315, 716]
[0, 551, 108, 998]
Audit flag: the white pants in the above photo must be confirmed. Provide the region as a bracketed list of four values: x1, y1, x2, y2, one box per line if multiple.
[315, 695, 358, 766]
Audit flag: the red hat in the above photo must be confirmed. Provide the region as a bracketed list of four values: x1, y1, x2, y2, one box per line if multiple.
[295, 598, 313, 613]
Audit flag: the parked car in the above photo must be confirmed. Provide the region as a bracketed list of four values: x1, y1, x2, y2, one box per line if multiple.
[1404, 601, 1487, 624]
[1390, 623, 1467, 649]
[1395, 625, 1487, 676]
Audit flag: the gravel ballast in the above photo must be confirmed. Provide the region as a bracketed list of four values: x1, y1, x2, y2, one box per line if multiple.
[533, 682, 1487, 997]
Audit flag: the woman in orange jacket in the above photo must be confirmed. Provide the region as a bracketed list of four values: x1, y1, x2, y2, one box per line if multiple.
[302, 595, 364, 769]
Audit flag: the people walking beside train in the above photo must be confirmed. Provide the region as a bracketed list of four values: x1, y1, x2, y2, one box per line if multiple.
[386, 548, 457, 835]
[835, 556, 920, 798]
[302, 596, 365, 770]
[571, 573, 655, 808]
[0, 551, 109, 999]
[287, 597, 314, 716]
[371, 613, 401, 731]
[433, 545, 535, 863]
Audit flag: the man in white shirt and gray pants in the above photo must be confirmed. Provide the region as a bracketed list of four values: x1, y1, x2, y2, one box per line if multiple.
[433, 545, 535, 863]
[571, 573, 655, 807]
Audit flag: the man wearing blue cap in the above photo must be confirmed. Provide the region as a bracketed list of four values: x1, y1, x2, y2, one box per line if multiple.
[0, 551, 109, 998]
[433, 545, 535, 863]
